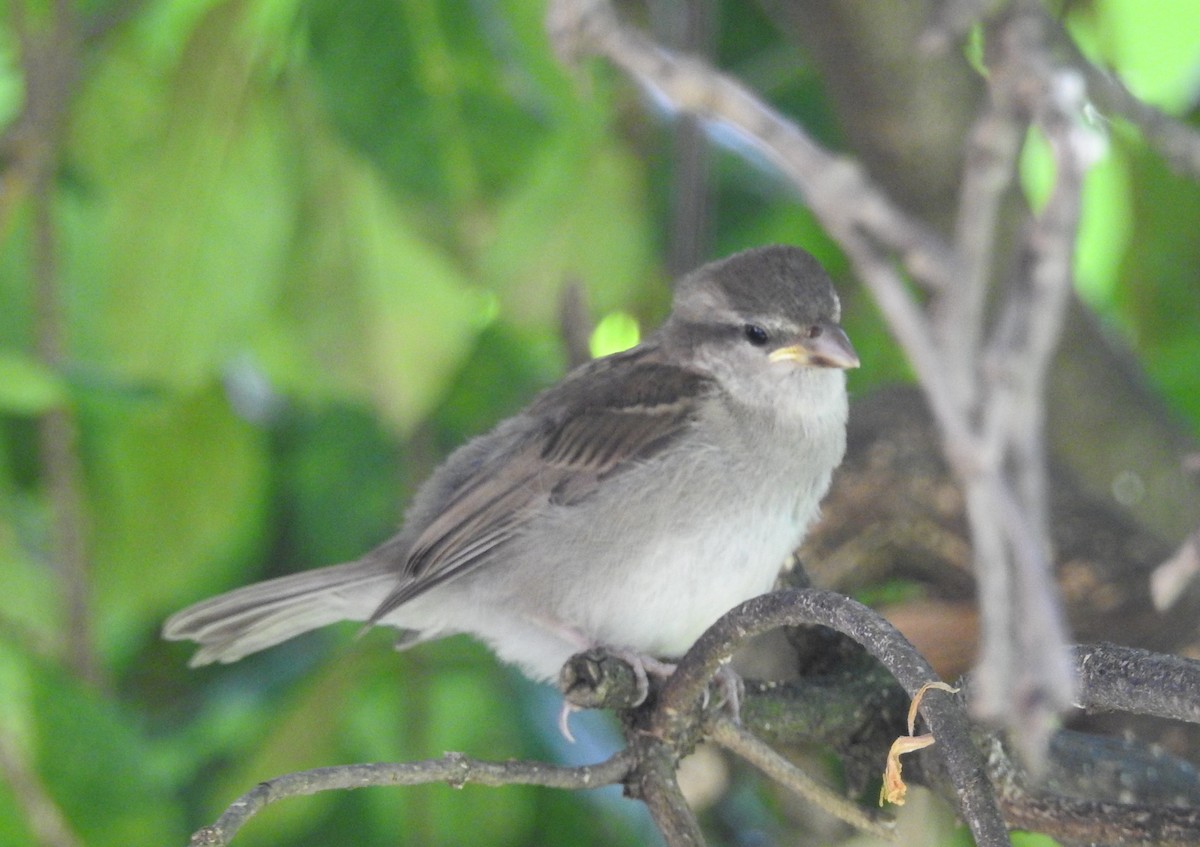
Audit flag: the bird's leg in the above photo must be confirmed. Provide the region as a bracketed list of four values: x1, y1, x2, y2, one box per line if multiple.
[709, 664, 745, 721]
[523, 612, 684, 737]
[607, 650, 676, 706]
[519, 615, 615, 741]
[555, 650, 678, 741]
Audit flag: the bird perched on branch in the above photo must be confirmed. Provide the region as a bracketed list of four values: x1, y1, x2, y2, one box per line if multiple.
[164, 245, 858, 697]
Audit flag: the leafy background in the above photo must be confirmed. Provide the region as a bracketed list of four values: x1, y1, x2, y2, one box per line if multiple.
[1, 0, 1198, 845]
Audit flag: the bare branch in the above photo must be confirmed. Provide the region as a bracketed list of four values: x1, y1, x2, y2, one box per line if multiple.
[986, 727, 1200, 845]
[544, 4, 1089, 756]
[190, 607, 1200, 847]
[557, 279, 594, 369]
[545, 0, 957, 291]
[1074, 643, 1200, 724]
[1000, 791, 1200, 847]
[7, 0, 102, 688]
[188, 750, 637, 847]
[939, 24, 1024, 410]
[1046, 17, 1200, 178]
[965, 2, 1096, 748]
[709, 717, 894, 839]
[0, 729, 83, 847]
[833, 235, 978, 468]
[652, 589, 1011, 847]
[623, 737, 707, 847]
[1151, 528, 1200, 610]
[920, 0, 1007, 54]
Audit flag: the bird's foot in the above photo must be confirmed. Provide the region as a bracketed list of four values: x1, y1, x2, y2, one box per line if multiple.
[556, 647, 678, 741]
[608, 650, 676, 706]
[703, 664, 745, 722]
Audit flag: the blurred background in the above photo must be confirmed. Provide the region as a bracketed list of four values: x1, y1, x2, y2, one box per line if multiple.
[1, 1, 1199, 845]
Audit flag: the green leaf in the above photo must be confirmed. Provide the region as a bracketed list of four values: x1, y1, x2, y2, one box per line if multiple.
[34, 662, 184, 846]
[272, 137, 491, 432]
[77, 2, 296, 389]
[430, 321, 567, 452]
[0, 648, 184, 847]
[301, 0, 588, 208]
[1018, 126, 1053, 213]
[1115, 147, 1200, 431]
[0, 508, 61, 650]
[1074, 137, 1132, 310]
[420, 664, 534, 842]
[481, 131, 652, 327]
[276, 404, 406, 567]
[589, 311, 641, 358]
[0, 645, 47, 847]
[345, 640, 533, 844]
[1068, 0, 1200, 113]
[0, 352, 68, 414]
[209, 645, 385, 845]
[0, 34, 22, 132]
[84, 385, 269, 662]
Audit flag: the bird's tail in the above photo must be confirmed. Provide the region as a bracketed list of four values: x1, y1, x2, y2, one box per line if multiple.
[162, 561, 393, 667]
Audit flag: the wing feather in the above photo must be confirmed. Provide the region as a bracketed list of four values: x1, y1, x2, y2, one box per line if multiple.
[368, 348, 715, 623]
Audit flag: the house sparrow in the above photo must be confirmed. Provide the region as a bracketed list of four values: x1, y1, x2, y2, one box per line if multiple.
[164, 245, 858, 694]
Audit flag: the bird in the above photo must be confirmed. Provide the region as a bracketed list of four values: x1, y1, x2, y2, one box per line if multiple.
[163, 244, 858, 694]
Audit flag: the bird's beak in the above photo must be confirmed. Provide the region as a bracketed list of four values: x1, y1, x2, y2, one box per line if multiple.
[768, 321, 860, 369]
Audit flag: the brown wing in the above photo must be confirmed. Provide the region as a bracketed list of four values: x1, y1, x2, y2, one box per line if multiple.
[367, 348, 714, 622]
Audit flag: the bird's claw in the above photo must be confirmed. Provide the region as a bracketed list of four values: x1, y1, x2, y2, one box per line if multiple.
[708, 665, 744, 722]
[557, 700, 582, 743]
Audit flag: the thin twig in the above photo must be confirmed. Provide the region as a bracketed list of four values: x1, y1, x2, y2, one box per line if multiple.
[558, 279, 594, 368]
[0, 730, 83, 847]
[709, 716, 895, 840]
[966, 3, 1090, 747]
[1047, 16, 1200, 178]
[546, 0, 957, 292]
[658, 0, 716, 278]
[1150, 528, 1200, 610]
[12, 0, 101, 688]
[654, 589, 1011, 847]
[920, 0, 1007, 54]
[189, 750, 637, 847]
[939, 19, 1024, 410]
[550, 11, 1086, 726]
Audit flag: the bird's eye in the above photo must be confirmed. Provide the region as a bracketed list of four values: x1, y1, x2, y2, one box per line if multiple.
[743, 324, 769, 346]
[806, 324, 823, 339]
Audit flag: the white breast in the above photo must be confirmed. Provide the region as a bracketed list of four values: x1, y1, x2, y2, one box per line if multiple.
[522, 367, 845, 659]
[394, 366, 848, 681]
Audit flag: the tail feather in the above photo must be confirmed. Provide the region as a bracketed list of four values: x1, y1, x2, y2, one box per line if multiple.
[163, 561, 393, 666]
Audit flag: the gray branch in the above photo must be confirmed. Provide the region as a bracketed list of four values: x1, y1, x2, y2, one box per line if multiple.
[187, 751, 636, 847]
[545, 0, 1121, 762]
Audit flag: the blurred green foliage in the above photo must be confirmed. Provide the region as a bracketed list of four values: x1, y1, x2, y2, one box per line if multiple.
[0, 0, 1197, 845]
